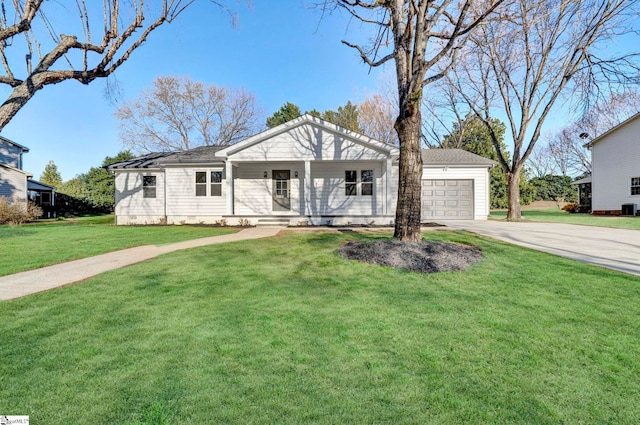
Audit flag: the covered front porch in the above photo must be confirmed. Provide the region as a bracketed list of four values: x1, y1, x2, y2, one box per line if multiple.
[225, 158, 395, 224]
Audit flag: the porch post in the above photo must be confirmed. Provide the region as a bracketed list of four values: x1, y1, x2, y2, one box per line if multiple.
[225, 161, 234, 215]
[385, 158, 393, 216]
[304, 160, 311, 216]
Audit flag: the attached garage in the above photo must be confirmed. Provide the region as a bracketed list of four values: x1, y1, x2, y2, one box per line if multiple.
[422, 179, 474, 220]
[419, 149, 496, 221]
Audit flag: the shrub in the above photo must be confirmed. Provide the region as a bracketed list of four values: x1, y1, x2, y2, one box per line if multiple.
[0, 197, 43, 225]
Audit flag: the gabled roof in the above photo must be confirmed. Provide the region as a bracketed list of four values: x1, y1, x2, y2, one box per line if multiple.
[216, 114, 398, 157]
[572, 175, 592, 185]
[27, 179, 55, 191]
[106, 146, 225, 170]
[0, 135, 29, 152]
[391, 149, 496, 167]
[586, 111, 640, 148]
[422, 149, 497, 166]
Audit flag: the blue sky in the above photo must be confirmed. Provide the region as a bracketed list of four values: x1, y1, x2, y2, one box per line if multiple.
[1, 1, 390, 180]
[1, 2, 638, 180]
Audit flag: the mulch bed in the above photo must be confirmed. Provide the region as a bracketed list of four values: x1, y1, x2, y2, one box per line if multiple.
[338, 239, 482, 273]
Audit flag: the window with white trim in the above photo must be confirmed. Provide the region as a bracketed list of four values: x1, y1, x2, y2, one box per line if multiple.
[632, 177, 640, 195]
[361, 170, 373, 196]
[195, 172, 207, 196]
[143, 176, 156, 198]
[211, 171, 223, 196]
[345, 169, 374, 196]
[345, 170, 357, 196]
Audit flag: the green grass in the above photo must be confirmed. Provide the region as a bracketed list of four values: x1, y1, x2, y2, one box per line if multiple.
[491, 208, 640, 229]
[0, 215, 237, 276]
[2, 231, 639, 424]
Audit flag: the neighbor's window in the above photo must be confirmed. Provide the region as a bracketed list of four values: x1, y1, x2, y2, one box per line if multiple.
[361, 170, 373, 196]
[632, 177, 640, 195]
[345, 170, 357, 196]
[143, 176, 156, 198]
[211, 171, 223, 196]
[195, 172, 207, 196]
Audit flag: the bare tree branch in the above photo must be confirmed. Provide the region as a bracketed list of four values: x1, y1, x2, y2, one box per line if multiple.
[0, 0, 217, 131]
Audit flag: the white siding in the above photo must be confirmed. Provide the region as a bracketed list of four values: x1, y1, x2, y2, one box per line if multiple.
[309, 162, 384, 215]
[389, 166, 491, 220]
[114, 171, 166, 223]
[234, 162, 302, 215]
[592, 118, 640, 211]
[165, 167, 227, 216]
[229, 123, 388, 162]
[0, 166, 27, 199]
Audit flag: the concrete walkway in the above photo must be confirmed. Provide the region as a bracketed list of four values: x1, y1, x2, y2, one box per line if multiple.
[0, 226, 283, 301]
[444, 220, 640, 277]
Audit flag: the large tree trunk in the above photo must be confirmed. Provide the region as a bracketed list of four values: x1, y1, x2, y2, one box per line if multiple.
[394, 114, 423, 242]
[506, 169, 522, 220]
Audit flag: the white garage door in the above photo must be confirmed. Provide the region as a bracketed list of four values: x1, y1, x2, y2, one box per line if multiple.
[422, 179, 474, 220]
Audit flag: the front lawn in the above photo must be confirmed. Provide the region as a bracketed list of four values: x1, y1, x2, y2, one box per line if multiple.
[2, 231, 639, 424]
[0, 216, 237, 276]
[491, 208, 640, 230]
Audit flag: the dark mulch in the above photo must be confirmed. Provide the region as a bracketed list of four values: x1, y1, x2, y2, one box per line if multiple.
[338, 239, 482, 273]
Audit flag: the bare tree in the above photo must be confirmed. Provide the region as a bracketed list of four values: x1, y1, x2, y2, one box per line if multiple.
[358, 93, 398, 145]
[322, 0, 505, 242]
[452, 0, 640, 220]
[0, 1, 228, 131]
[116, 76, 263, 152]
[531, 89, 640, 178]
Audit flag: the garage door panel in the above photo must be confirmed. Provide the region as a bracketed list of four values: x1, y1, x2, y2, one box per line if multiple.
[421, 179, 474, 220]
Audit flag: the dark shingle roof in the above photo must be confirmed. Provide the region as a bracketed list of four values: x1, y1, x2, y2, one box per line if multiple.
[106, 146, 226, 169]
[421, 149, 497, 166]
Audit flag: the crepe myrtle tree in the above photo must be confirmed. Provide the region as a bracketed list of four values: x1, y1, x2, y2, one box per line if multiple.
[320, 0, 506, 242]
[0, 1, 233, 131]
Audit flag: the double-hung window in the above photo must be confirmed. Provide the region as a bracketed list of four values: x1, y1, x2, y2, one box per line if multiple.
[361, 170, 373, 196]
[211, 171, 223, 196]
[345, 169, 373, 196]
[195, 172, 207, 196]
[632, 177, 640, 196]
[196, 171, 223, 196]
[345, 170, 357, 196]
[143, 176, 156, 198]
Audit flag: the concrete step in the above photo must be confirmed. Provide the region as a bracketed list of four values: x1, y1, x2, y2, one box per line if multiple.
[257, 218, 290, 227]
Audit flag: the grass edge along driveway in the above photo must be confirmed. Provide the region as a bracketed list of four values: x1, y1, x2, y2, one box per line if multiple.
[1, 230, 639, 424]
[491, 208, 640, 230]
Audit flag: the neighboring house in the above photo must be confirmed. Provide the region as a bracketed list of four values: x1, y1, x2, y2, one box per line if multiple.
[108, 114, 495, 226]
[0, 136, 31, 201]
[0, 136, 55, 213]
[585, 112, 640, 215]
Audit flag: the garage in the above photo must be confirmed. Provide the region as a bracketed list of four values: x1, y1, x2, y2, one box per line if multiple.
[421, 179, 474, 220]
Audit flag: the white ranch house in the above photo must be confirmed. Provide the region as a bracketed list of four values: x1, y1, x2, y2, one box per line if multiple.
[585, 111, 640, 215]
[108, 115, 495, 226]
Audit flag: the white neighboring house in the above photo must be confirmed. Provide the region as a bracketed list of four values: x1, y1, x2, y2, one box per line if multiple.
[586, 112, 640, 215]
[108, 115, 496, 226]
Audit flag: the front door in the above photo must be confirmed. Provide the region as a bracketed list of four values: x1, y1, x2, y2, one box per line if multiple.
[272, 170, 291, 212]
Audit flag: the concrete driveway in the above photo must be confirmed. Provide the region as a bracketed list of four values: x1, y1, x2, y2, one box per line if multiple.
[443, 220, 640, 277]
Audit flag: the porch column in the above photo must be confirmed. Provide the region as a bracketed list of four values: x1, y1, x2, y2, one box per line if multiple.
[225, 161, 234, 215]
[385, 158, 394, 216]
[304, 160, 311, 216]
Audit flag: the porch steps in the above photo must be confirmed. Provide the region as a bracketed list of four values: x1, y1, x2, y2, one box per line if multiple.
[257, 218, 290, 227]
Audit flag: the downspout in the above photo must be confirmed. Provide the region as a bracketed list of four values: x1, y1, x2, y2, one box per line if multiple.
[163, 168, 167, 224]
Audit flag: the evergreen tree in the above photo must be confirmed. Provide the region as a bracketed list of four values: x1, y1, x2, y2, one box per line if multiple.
[441, 116, 534, 208]
[84, 151, 135, 211]
[39, 160, 62, 187]
[266, 102, 302, 128]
